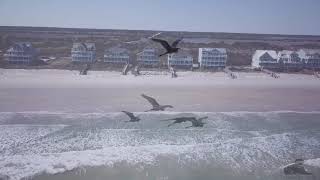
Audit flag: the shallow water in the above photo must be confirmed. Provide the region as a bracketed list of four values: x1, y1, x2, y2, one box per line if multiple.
[0, 111, 320, 180]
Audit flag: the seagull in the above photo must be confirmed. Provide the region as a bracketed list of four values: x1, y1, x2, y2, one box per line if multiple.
[283, 159, 313, 175]
[185, 116, 208, 128]
[121, 111, 141, 122]
[151, 37, 183, 57]
[141, 94, 173, 111]
[161, 117, 195, 127]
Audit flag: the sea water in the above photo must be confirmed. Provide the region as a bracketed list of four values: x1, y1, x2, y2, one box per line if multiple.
[0, 111, 320, 180]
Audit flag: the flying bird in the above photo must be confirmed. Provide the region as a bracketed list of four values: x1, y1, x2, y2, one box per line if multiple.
[151, 37, 183, 57]
[185, 116, 208, 128]
[141, 94, 173, 111]
[121, 111, 141, 122]
[161, 117, 195, 127]
[283, 159, 313, 175]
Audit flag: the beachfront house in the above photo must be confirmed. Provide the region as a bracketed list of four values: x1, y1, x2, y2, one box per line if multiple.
[137, 47, 159, 66]
[199, 48, 227, 69]
[252, 50, 279, 69]
[167, 50, 193, 69]
[71, 43, 96, 63]
[3, 42, 37, 64]
[278, 50, 303, 70]
[104, 47, 130, 64]
[298, 49, 320, 69]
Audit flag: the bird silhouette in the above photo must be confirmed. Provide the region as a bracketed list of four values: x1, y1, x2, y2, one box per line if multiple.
[141, 94, 173, 111]
[121, 111, 141, 122]
[161, 117, 195, 127]
[185, 116, 208, 128]
[151, 37, 183, 57]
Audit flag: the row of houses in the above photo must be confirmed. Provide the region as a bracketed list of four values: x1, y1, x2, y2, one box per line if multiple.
[3, 42, 228, 68]
[5, 43, 320, 70]
[252, 49, 320, 70]
[71, 43, 228, 68]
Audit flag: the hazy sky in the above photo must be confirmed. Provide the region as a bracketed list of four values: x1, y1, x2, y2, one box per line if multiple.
[0, 0, 320, 35]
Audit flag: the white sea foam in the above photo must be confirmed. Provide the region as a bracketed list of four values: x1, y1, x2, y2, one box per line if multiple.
[0, 111, 319, 180]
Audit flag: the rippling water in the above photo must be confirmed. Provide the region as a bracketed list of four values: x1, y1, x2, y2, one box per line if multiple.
[0, 111, 320, 180]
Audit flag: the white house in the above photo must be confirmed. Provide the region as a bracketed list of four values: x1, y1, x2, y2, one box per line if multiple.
[252, 50, 278, 69]
[298, 49, 320, 69]
[137, 47, 159, 66]
[278, 50, 303, 69]
[104, 47, 130, 64]
[3, 42, 37, 64]
[199, 48, 227, 68]
[168, 50, 193, 68]
[71, 43, 96, 63]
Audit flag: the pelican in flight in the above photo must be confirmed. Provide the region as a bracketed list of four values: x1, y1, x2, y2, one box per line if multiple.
[141, 94, 173, 111]
[185, 116, 208, 128]
[283, 159, 312, 175]
[161, 117, 195, 127]
[151, 37, 183, 57]
[121, 111, 141, 122]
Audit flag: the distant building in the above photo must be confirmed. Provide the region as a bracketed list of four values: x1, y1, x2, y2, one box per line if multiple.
[71, 43, 96, 63]
[199, 48, 227, 69]
[298, 49, 320, 69]
[137, 47, 159, 66]
[252, 50, 278, 69]
[278, 50, 303, 69]
[3, 42, 37, 64]
[168, 50, 193, 68]
[104, 47, 130, 64]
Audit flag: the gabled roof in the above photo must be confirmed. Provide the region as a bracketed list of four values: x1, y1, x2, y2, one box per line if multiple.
[278, 50, 295, 58]
[7, 42, 35, 53]
[299, 49, 320, 56]
[72, 43, 96, 51]
[253, 50, 278, 60]
[137, 46, 157, 55]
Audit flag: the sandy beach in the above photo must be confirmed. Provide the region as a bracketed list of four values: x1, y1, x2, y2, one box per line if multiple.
[0, 69, 319, 113]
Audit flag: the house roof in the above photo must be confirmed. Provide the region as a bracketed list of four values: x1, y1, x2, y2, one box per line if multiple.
[137, 47, 157, 55]
[278, 50, 295, 58]
[253, 50, 278, 60]
[200, 48, 227, 54]
[299, 49, 320, 55]
[7, 42, 35, 53]
[72, 43, 96, 51]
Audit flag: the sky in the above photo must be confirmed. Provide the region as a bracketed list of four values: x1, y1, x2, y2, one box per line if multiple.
[0, 0, 320, 35]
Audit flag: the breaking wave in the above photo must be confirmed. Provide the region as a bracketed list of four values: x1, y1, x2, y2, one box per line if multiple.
[0, 111, 320, 180]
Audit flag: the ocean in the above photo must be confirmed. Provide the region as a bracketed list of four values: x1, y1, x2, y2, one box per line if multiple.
[0, 111, 320, 180]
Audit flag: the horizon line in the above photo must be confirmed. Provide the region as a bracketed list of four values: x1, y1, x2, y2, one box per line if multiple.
[1, 25, 320, 37]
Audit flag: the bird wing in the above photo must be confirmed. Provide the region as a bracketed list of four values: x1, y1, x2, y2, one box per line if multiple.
[141, 94, 160, 107]
[186, 117, 197, 125]
[198, 116, 208, 123]
[171, 37, 183, 47]
[160, 117, 184, 121]
[148, 32, 162, 39]
[151, 38, 171, 51]
[121, 111, 136, 119]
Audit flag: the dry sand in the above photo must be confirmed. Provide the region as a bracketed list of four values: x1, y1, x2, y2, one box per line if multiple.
[0, 69, 319, 113]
